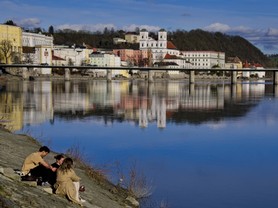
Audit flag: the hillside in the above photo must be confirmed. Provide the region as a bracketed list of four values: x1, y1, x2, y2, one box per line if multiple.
[169, 29, 273, 67]
[53, 28, 274, 67]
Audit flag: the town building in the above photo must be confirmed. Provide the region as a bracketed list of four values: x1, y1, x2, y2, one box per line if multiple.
[0, 24, 22, 63]
[180, 51, 225, 69]
[139, 29, 179, 64]
[53, 45, 87, 66]
[113, 49, 148, 66]
[22, 31, 53, 47]
[125, 32, 139, 44]
[225, 56, 243, 69]
[89, 52, 125, 77]
[113, 38, 126, 44]
[21, 31, 54, 74]
[241, 61, 265, 78]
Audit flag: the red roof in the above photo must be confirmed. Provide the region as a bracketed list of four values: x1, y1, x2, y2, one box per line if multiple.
[242, 60, 263, 68]
[164, 53, 178, 59]
[167, 41, 177, 49]
[52, 54, 65, 61]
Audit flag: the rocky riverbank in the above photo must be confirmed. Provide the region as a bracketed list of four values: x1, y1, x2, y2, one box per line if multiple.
[0, 126, 139, 208]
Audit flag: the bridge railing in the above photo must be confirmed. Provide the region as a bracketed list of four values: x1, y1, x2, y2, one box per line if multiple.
[1, 64, 278, 84]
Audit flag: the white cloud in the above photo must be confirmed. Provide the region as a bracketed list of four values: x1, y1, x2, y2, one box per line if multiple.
[266, 28, 278, 36]
[56, 24, 116, 32]
[16, 18, 41, 28]
[232, 26, 254, 34]
[203, 23, 231, 33]
[122, 24, 160, 32]
[203, 23, 254, 34]
[55, 23, 161, 33]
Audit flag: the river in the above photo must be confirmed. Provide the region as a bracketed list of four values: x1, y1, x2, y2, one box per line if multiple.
[1, 79, 278, 208]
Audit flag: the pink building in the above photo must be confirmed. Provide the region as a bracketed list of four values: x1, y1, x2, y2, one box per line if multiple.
[113, 49, 149, 66]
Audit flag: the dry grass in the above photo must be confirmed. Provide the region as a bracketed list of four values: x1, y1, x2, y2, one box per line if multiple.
[116, 160, 153, 199]
[65, 143, 108, 183]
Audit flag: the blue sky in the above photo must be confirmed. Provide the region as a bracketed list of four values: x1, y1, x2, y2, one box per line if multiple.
[1, 0, 278, 54]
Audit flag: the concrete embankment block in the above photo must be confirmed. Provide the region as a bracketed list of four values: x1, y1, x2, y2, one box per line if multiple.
[0, 166, 21, 181]
[21, 181, 37, 187]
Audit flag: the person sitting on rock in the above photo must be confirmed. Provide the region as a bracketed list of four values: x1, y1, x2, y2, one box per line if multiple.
[47, 154, 65, 186]
[54, 157, 85, 206]
[21, 146, 55, 180]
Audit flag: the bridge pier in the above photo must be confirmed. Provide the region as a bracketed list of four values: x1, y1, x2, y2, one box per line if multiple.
[107, 70, 112, 82]
[189, 70, 195, 84]
[274, 85, 278, 97]
[231, 71, 237, 84]
[22, 67, 30, 80]
[274, 71, 278, 85]
[231, 84, 237, 100]
[189, 83, 195, 95]
[148, 70, 154, 82]
[65, 68, 70, 81]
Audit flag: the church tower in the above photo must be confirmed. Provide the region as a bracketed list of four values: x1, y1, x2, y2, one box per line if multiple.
[139, 29, 149, 49]
[158, 29, 167, 49]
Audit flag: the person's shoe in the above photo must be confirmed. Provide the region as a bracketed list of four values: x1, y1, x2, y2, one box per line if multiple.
[79, 185, 85, 192]
[37, 177, 43, 186]
[42, 182, 51, 187]
[79, 198, 86, 203]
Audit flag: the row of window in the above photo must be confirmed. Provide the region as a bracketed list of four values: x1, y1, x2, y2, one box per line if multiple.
[183, 53, 224, 57]
[184, 54, 210, 57]
[22, 39, 52, 46]
[141, 43, 165, 48]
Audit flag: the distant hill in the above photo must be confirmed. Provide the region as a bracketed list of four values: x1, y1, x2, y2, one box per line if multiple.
[169, 29, 274, 67]
[53, 28, 275, 67]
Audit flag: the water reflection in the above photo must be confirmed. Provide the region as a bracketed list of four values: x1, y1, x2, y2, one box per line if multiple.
[0, 80, 273, 131]
[2, 80, 278, 207]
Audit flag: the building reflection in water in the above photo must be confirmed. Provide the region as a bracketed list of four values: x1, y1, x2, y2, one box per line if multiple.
[0, 80, 271, 131]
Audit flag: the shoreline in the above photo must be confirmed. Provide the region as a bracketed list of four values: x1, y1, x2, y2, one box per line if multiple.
[0, 72, 270, 83]
[0, 126, 138, 208]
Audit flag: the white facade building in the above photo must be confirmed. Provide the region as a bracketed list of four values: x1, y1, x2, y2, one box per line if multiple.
[180, 51, 225, 69]
[22, 32, 54, 74]
[22, 32, 53, 47]
[139, 29, 179, 64]
[53, 46, 87, 66]
[89, 52, 121, 77]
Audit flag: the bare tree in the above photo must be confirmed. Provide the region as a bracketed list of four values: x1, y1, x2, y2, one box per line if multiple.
[23, 53, 33, 64]
[0, 40, 13, 63]
[11, 52, 21, 64]
[68, 58, 74, 66]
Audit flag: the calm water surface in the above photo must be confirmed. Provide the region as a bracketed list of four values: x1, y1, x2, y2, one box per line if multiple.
[1, 80, 278, 208]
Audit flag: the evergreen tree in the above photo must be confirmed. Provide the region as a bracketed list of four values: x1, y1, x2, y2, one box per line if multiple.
[4, 20, 16, 26]
[48, 25, 54, 35]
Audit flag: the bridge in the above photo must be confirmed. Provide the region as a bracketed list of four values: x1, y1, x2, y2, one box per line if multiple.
[1, 64, 278, 84]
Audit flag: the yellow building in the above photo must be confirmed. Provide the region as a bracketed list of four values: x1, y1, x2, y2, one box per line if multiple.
[0, 24, 22, 63]
[225, 56, 243, 69]
[125, 32, 139, 44]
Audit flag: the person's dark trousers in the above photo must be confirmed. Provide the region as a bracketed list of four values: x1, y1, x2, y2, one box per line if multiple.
[29, 165, 51, 182]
